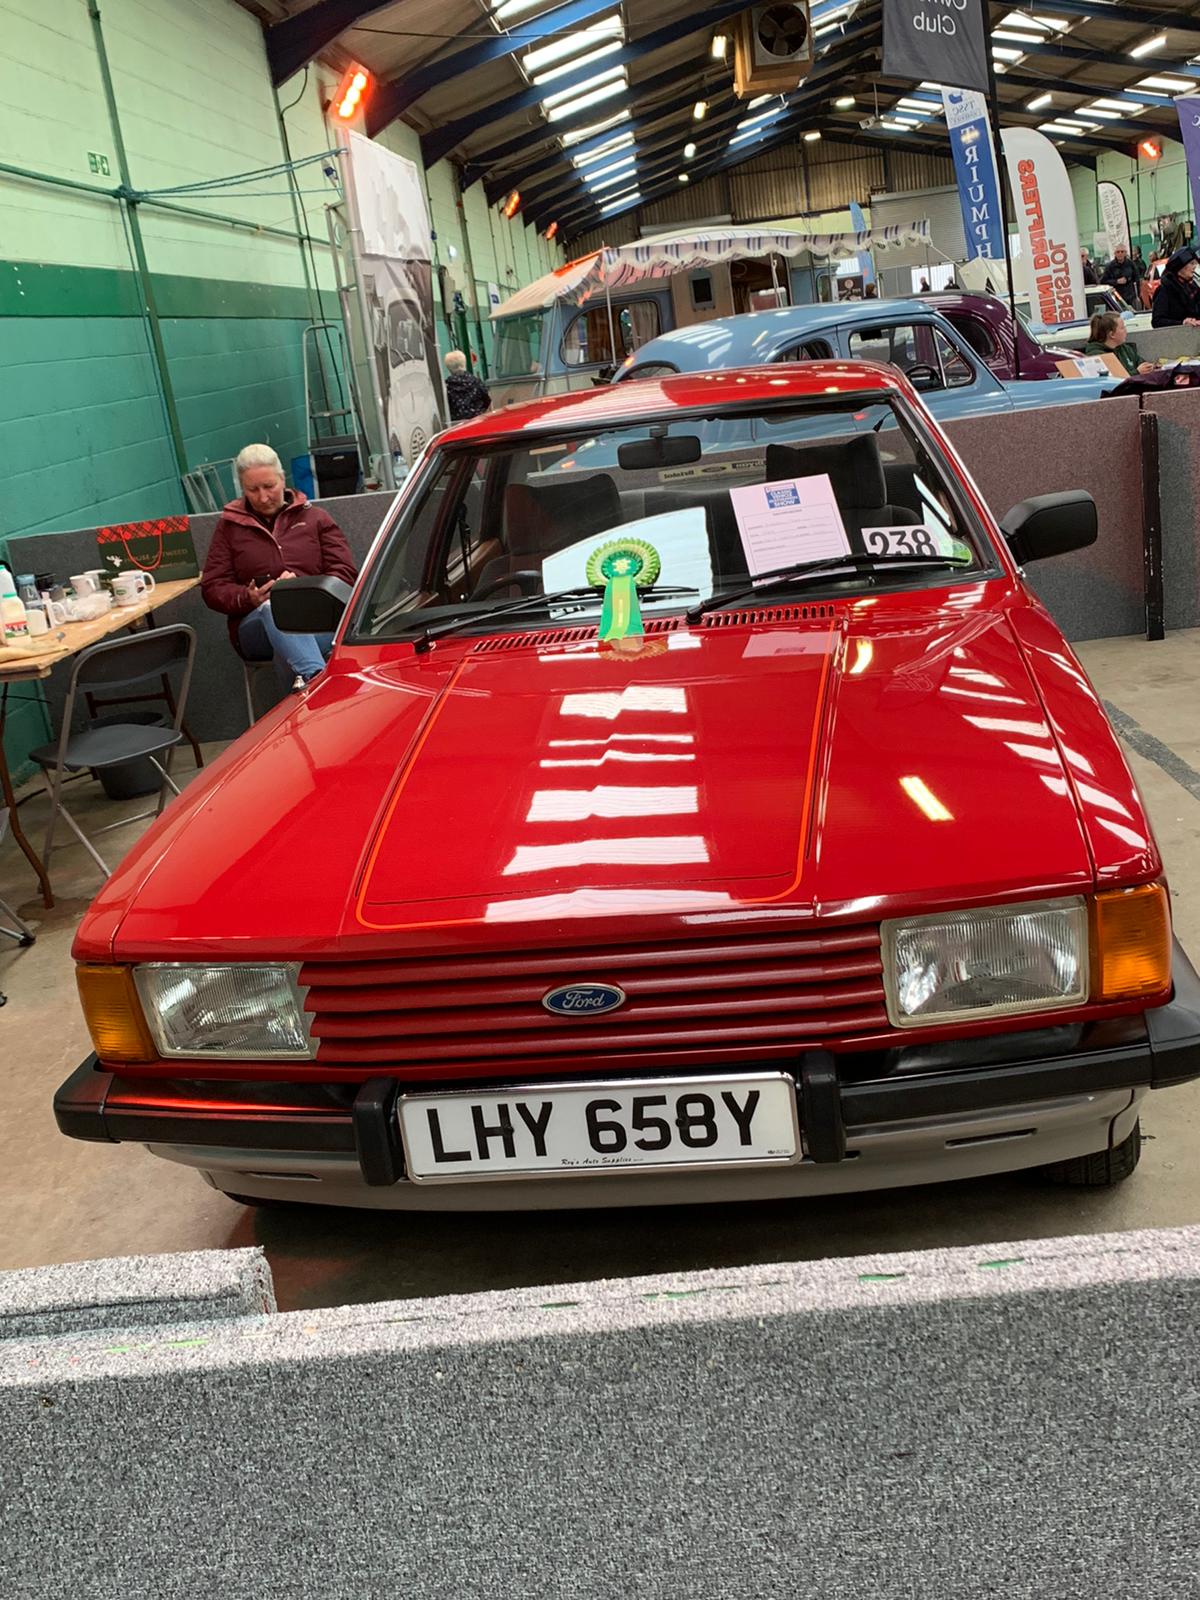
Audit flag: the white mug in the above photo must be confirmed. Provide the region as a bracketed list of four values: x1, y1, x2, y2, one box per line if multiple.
[44, 597, 72, 626]
[112, 571, 156, 606]
[69, 572, 102, 598]
[25, 605, 49, 636]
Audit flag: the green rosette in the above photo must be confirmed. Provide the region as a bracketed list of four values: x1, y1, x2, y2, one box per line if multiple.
[585, 537, 662, 642]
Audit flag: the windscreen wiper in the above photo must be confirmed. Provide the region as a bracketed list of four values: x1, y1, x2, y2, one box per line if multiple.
[686, 552, 972, 622]
[411, 584, 697, 652]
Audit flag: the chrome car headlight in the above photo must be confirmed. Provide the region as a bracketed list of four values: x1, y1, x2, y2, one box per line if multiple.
[133, 964, 314, 1059]
[881, 897, 1089, 1028]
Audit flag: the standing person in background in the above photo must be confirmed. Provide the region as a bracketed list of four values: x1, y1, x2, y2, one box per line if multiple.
[1080, 249, 1100, 286]
[444, 350, 491, 421]
[1102, 245, 1142, 307]
[201, 444, 357, 689]
[1151, 247, 1200, 327]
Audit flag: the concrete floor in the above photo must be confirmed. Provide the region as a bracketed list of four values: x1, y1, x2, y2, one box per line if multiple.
[3, 630, 1200, 1314]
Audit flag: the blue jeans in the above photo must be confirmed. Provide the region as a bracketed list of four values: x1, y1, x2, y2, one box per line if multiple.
[238, 603, 333, 688]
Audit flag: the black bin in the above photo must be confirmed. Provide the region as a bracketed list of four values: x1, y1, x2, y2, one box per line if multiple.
[311, 435, 360, 498]
[92, 712, 169, 801]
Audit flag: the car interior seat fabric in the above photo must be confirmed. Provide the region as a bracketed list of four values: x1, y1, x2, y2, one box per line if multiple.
[478, 475, 623, 593]
[765, 437, 920, 544]
[642, 487, 749, 584]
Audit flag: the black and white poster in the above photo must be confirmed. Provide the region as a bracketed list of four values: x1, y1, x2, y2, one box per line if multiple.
[883, 0, 989, 94]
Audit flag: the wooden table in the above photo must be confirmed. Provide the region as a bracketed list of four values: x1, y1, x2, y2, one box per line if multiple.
[0, 577, 200, 907]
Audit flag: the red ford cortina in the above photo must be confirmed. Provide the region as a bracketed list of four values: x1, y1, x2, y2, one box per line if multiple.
[55, 363, 1200, 1210]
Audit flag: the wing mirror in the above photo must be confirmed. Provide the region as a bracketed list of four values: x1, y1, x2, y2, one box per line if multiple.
[1000, 491, 1098, 563]
[269, 575, 353, 633]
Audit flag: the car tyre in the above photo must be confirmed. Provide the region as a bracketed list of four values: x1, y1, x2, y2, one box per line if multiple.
[1041, 1120, 1141, 1187]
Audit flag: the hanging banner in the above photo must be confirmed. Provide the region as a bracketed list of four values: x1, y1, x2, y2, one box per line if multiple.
[344, 131, 445, 468]
[1174, 97, 1200, 232]
[1097, 180, 1131, 255]
[883, 0, 988, 94]
[942, 88, 1005, 261]
[1002, 126, 1085, 327]
[848, 200, 876, 285]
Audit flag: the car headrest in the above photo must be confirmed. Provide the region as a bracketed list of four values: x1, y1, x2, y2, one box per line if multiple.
[764, 435, 887, 509]
[504, 474, 621, 554]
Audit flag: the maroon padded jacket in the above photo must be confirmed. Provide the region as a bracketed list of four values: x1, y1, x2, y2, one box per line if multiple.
[200, 491, 358, 647]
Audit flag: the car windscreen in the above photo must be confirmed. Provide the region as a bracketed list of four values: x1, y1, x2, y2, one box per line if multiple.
[492, 311, 546, 378]
[350, 395, 1000, 644]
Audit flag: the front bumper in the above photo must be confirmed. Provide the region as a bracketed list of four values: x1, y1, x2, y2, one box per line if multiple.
[54, 942, 1200, 1209]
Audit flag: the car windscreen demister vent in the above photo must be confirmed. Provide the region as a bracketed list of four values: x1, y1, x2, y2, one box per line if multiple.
[701, 603, 838, 628]
[472, 616, 682, 653]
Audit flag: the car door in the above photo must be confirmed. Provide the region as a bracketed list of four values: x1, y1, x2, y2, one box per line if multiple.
[839, 315, 1015, 420]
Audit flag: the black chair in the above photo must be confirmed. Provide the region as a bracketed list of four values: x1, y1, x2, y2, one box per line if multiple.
[764, 436, 920, 545]
[28, 624, 196, 880]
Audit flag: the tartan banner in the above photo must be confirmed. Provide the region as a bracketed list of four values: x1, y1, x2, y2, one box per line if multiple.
[96, 516, 199, 583]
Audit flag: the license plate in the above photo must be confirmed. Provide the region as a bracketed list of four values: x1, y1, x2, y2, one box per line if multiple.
[396, 1073, 800, 1183]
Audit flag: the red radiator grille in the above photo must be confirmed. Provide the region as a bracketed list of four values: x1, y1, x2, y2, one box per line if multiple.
[299, 926, 887, 1079]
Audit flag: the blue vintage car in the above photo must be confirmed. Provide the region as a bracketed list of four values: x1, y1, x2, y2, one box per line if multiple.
[612, 299, 1114, 419]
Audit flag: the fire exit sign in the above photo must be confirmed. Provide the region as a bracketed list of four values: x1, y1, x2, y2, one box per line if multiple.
[87, 152, 111, 176]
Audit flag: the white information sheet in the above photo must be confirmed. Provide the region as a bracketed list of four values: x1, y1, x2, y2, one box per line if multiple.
[729, 474, 851, 575]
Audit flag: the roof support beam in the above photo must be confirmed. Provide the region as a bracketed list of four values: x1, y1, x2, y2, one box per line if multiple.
[1010, 0, 1200, 38]
[417, 0, 752, 162]
[265, 0, 394, 86]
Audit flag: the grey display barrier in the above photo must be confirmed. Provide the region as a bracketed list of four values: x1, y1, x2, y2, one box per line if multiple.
[945, 396, 1146, 642]
[1142, 388, 1200, 633]
[4, 491, 398, 744]
[4, 1227, 1200, 1597]
[1132, 325, 1200, 364]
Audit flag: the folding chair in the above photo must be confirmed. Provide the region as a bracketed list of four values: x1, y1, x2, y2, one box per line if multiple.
[241, 657, 276, 727]
[28, 624, 196, 880]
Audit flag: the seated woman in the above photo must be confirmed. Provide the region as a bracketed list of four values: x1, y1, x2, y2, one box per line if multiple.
[201, 444, 358, 687]
[1084, 311, 1155, 376]
[1150, 247, 1200, 329]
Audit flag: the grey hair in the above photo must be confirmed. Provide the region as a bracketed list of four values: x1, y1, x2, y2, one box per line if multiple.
[444, 349, 468, 373]
[234, 443, 284, 481]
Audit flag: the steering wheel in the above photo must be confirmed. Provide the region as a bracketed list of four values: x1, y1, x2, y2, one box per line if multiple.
[904, 362, 941, 390]
[470, 570, 543, 601]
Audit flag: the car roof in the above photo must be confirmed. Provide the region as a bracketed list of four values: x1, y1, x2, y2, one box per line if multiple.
[439, 360, 910, 440]
[638, 298, 932, 346]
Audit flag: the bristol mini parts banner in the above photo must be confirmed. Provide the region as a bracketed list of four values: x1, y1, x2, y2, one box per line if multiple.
[1002, 126, 1085, 328]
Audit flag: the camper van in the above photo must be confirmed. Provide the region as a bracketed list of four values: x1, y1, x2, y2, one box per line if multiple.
[486, 224, 932, 407]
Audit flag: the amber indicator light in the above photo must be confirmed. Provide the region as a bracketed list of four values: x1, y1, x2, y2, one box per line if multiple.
[75, 965, 156, 1064]
[1092, 884, 1172, 1001]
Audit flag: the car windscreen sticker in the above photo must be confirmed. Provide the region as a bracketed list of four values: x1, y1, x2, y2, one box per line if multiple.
[543, 508, 712, 607]
[729, 473, 851, 575]
[861, 525, 969, 560]
[585, 537, 662, 641]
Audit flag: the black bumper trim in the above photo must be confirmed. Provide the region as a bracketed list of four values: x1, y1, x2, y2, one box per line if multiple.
[54, 942, 1200, 1171]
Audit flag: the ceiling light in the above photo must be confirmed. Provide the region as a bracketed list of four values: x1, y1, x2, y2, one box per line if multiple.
[804, 130, 821, 141]
[532, 42, 623, 86]
[835, 96, 855, 108]
[572, 130, 635, 167]
[1141, 136, 1163, 159]
[586, 164, 641, 192]
[546, 77, 627, 121]
[1139, 74, 1195, 91]
[678, 172, 690, 182]
[694, 99, 708, 119]
[599, 188, 641, 214]
[561, 110, 630, 147]
[1130, 33, 1167, 59]
[1088, 107, 1123, 119]
[711, 34, 728, 60]
[582, 152, 636, 183]
[1026, 92, 1052, 109]
[1093, 96, 1149, 111]
[993, 28, 1044, 43]
[522, 15, 622, 76]
[684, 140, 697, 157]
[492, 0, 552, 18]
[541, 63, 623, 108]
[991, 46, 1024, 61]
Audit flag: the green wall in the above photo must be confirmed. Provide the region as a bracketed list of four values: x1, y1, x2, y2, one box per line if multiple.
[0, 0, 561, 779]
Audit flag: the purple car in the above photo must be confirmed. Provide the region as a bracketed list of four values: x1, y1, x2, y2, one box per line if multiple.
[920, 291, 1080, 381]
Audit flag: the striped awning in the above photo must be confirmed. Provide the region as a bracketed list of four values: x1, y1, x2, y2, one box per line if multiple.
[490, 222, 932, 318]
